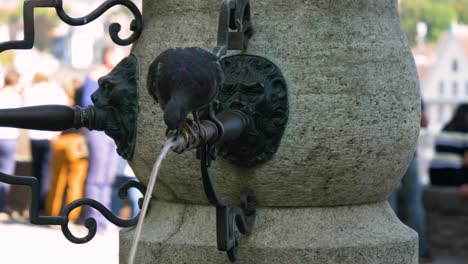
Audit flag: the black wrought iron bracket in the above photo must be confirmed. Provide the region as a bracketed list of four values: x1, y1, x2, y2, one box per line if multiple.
[213, 0, 253, 58]
[0, 171, 146, 243]
[0, 0, 143, 53]
[198, 104, 256, 263]
[0, 0, 145, 246]
[197, 53, 289, 262]
[195, 53, 289, 262]
[188, 1, 258, 261]
[0, 54, 141, 242]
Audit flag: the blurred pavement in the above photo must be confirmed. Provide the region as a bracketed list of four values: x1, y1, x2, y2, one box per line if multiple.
[0, 217, 467, 264]
[0, 218, 119, 264]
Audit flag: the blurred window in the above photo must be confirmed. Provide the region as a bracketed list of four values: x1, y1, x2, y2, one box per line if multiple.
[453, 59, 459, 72]
[439, 81, 444, 97]
[438, 105, 444, 122]
[453, 81, 458, 97]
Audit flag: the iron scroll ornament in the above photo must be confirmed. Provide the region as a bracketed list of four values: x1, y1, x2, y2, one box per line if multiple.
[0, 171, 146, 243]
[194, 104, 256, 262]
[0, 0, 145, 246]
[0, 54, 141, 242]
[0, 0, 143, 53]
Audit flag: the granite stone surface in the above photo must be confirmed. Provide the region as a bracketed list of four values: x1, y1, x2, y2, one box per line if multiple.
[130, 0, 420, 207]
[120, 200, 417, 264]
[122, 0, 419, 262]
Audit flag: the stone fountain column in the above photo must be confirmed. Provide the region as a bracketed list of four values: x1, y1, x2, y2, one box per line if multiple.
[121, 0, 420, 263]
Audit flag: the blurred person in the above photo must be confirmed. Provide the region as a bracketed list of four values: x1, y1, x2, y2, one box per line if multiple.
[63, 78, 82, 106]
[45, 80, 88, 221]
[23, 73, 68, 210]
[0, 70, 22, 215]
[111, 157, 142, 219]
[430, 104, 468, 198]
[81, 46, 124, 230]
[388, 101, 430, 261]
[71, 78, 84, 107]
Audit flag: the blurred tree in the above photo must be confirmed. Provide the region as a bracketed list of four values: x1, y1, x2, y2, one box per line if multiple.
[451, 0, 468, 24]
[399, 0, 457, 45]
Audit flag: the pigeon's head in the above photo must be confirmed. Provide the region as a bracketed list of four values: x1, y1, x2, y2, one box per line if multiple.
[163, 96, 188, 132]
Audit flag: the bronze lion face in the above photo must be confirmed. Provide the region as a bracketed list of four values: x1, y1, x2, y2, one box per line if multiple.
[91, 54, 140, 160]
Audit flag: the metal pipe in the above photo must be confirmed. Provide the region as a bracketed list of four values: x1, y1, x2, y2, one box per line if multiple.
[0, 105, 108, 131]
[0, 105, 248, 156]
[198, 110, 249, 145]
[0, 105, 76, 131]
[215, 110, 249, 143]
[172, 110, 249, 152]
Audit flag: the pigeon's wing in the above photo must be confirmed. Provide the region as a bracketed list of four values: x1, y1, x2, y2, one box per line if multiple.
[147, 49, 177, 109]
[188, 48, 224, 109]
[147, 56, 162, 104]
[148, 47, 224, 113]
[155, 67, 175, 110]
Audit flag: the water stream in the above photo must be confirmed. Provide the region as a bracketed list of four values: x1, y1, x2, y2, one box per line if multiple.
[128, 137, 180, 264]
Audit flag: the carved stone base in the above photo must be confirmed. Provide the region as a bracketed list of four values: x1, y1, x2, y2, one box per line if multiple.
[120, 200, 417, 264]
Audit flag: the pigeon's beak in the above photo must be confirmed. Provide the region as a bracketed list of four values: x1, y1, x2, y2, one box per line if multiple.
[165, 127, 180, 139]
[165, 122, 195, 154]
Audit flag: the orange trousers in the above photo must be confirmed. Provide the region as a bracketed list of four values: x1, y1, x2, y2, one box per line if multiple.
[45, 133, 88, 221]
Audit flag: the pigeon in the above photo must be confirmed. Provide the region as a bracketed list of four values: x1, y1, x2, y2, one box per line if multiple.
[147, 47, 224, 137]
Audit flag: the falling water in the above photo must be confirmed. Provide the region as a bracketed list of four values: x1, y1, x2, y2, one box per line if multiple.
[128, 137, 182, 264]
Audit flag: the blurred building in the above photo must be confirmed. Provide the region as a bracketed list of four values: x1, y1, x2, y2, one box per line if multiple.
[415, 23, 468, 182]
[0, 0, 20, 10]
